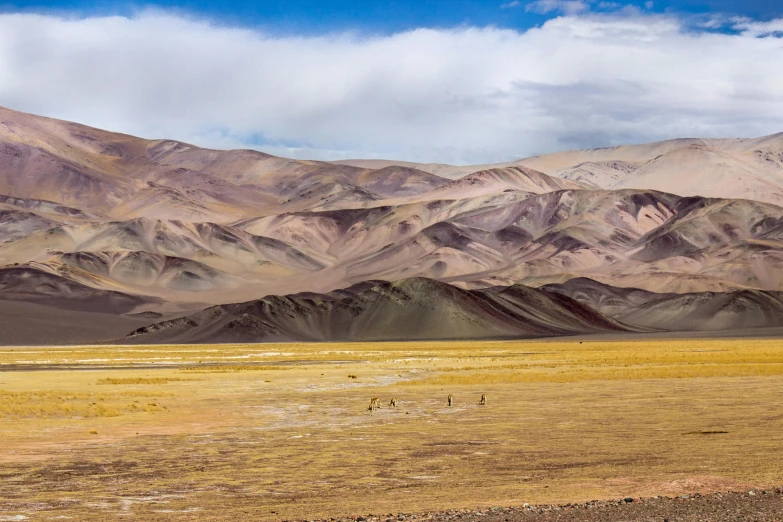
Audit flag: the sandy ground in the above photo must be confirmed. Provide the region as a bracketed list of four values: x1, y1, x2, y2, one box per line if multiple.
[1, 339, 782, 520]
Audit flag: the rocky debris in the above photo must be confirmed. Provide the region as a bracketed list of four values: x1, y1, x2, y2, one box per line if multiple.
[286, 488, 783, 522]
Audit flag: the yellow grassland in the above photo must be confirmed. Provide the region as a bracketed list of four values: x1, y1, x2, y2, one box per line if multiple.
[0, 337, 782, 520]
[96, 377, 190, 385]
[0, 389, 171, 418]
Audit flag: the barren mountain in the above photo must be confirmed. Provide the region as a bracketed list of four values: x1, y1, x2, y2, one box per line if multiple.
[2, 104, 783, 344]
[129, 275, 783, 344]
[338, 134, 783, 206]
[0, 265, 158, 313]
[540, 277, 677, 316]
[542, 277, 783, 332]
[615, 289, 783, 331]
[544, 136, 783, 205]
[124, 277, 638, 344]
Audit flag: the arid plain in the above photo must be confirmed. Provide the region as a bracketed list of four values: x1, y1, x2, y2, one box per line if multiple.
[2, 337, 783, 520]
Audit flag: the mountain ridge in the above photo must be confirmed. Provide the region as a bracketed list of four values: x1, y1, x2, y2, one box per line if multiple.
[123, 277, 643, 344]
[2, 105, 783, 344]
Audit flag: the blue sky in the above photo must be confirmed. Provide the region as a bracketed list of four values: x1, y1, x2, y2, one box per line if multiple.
[3, 0, 782, 33]
[0, 0, 782, 163]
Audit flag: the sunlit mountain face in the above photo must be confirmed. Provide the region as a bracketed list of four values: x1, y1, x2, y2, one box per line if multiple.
[2, 106, 783, 343]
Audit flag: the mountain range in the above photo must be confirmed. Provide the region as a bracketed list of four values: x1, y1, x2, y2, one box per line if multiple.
[2, 105, 783, 344]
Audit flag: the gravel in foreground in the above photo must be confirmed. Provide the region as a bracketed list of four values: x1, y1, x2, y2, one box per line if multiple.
[294, 488, 783, 522]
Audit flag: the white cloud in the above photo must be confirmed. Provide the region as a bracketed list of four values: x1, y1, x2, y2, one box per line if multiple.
[732, 18, 783, 37]
[501, 1, 521, 9]
[0, 11, 782, 164]
[525, 0, 591, 15]
[645, 1, 654, 9]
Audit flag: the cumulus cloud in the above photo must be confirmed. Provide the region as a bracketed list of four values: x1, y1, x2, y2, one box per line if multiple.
[0, 11, 782, 164]
[501, 1, 521, 9]
[525, 0, 591, 15]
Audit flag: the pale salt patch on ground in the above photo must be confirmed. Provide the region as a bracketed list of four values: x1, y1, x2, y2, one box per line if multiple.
[125, 349, 219, 353]
[116, 494, 186, 514]
[317, 350, 379, 355]
[249, 404, 377, 430]
[49, 358, 163, 363]
[298, 372, 420, 393]
[200, 352, 294, 359]
[84, 502, 112, 509]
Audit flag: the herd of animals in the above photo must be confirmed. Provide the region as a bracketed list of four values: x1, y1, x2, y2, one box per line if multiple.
[367, 393, 487, 412]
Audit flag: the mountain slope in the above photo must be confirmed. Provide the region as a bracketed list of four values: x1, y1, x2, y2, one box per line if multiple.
[520, 135, 783, 206]
[540, 277, 676, 316]
[124, 277, 638, 343]
[0, 265, 160, 313]
[615, 290, 783, 331]
[337, 134, 783, 206]
[542, 277, 783, 332]
[3, 105, 783, 345]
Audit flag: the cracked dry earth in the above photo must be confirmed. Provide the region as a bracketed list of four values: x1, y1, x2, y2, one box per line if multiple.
[306, 490, 783, 522]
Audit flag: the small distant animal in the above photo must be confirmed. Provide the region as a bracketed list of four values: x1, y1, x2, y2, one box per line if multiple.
[368, 397, 381, 412]
[447, 394, 453, 407]
[479, 393, 487, 406]
[389, 397, 398, 408]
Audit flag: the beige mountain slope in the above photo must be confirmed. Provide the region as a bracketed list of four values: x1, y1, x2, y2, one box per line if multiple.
[3, 105, 783, 344]
[331, 158, 520, 180]
[520, 134, 783, 173]
[608, 143, 783, 203]
[524, 135, 783, 205]
[518, 138, 719, 173]
[415, 166, 587, 200]
[339, 134, 783, 205]
[0, 106, 452, 222]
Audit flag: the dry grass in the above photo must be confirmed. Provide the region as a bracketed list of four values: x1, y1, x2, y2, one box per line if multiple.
[96, 377, 189, 384]
[0, 389, 169, 418]
[420, 362, 783, 384]
[409, 340, 783, 384]
[1, 337, 783, 520]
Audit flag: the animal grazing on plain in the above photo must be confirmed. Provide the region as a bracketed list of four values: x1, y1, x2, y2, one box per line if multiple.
[447, 394, 453, 407]
[479, 393, 487, 406]
[368, 397, 381, 412]
[389, 397, 398, 408]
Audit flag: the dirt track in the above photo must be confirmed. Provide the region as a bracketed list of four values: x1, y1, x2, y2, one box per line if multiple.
[306, 489, 783, 522]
